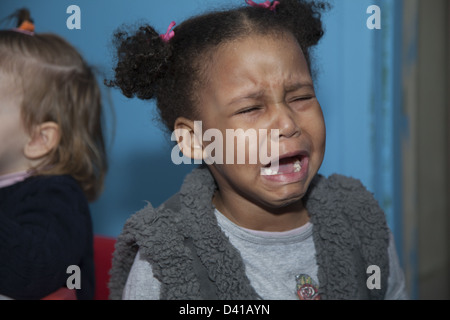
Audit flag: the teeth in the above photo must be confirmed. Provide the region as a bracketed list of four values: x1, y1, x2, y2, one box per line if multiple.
[261, 159, 302, 176]
[261, 167, 279, 176]
[293, 160, 302, 173]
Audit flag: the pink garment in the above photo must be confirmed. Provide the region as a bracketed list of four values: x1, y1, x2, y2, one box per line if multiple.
[0, 170, 31, 189]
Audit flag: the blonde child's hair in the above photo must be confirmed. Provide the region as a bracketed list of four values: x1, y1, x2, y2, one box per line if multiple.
[0, 12, 107, 201]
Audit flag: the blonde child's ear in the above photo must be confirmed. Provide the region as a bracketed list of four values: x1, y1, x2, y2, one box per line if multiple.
[174, 117, 204, 161]
[24, 122, 61, 160]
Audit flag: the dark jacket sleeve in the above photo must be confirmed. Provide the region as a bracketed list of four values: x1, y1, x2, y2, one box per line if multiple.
[0, 176, 92, 300]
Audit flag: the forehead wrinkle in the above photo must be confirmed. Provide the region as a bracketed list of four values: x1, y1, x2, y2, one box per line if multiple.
[201, 33, 311, 108]
[227, 89, 265, 106]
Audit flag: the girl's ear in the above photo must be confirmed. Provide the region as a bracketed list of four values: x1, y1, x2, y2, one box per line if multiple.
[24, 122, 61, 160]
[174, 117, 204, 161]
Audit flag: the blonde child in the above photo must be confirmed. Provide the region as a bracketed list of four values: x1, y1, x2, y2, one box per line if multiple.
[0, 9, 107, 300]
[108, 0, 406, 300]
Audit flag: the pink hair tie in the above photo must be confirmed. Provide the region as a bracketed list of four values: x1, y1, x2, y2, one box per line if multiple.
[245, 0, 280, 11]
[160, 21, 176, 43]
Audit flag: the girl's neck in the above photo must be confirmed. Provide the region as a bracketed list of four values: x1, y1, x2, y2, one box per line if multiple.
[212, 189, 310, 232]
[0, 170, 32, 189]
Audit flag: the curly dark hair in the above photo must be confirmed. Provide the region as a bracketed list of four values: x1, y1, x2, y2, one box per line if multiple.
[107, 0, 329, 132]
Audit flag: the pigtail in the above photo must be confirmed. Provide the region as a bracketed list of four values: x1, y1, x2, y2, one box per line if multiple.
[275, 0, 328, 48]
[0, 7, 34, 31]
[106, 24, 172, 101]
[271, 0, 329, 79]
[15, 8, 34, 27]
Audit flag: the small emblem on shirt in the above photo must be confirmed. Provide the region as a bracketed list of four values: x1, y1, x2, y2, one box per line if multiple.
[296, 274, 320, 300]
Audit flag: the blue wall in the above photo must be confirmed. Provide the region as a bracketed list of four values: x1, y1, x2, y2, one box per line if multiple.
[0, 1, 404, 251]
[314, 0, 405, 261]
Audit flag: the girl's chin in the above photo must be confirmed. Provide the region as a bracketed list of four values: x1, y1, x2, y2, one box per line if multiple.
[259, 189, 307, 209]
[251, 178, 309, 208]
[257, 174, 313, 208]
[210, 161, 314, 207]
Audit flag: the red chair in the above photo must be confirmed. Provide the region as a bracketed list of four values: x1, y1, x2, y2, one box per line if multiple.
[93, 235, 116, 300]
[42, 287, 77, 300]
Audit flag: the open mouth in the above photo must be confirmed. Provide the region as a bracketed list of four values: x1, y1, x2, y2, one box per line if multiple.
[260, 153, 306, 176]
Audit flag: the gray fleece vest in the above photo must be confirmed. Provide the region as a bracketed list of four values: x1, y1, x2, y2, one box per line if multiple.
[109, 167, 389, 300]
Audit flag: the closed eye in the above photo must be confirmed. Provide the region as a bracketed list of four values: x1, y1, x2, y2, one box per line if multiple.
[290, 96, 314, 103]
[236, 106, 262, 115]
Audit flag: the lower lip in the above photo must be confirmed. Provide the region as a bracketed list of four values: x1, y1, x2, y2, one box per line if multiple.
[261, 157, 309, 184]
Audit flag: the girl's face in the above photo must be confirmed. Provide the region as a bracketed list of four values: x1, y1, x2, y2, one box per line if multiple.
[0, 73, 30, 175]
[197, 34, 326, 210]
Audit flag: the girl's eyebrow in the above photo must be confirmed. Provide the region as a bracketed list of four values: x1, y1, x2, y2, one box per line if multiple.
[227, 89, 265, 106]
[284, 81, 315, 92]
[228, 82, 315, 105]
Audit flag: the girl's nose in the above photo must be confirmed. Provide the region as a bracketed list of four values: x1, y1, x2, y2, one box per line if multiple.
[273, 103, 301, 139]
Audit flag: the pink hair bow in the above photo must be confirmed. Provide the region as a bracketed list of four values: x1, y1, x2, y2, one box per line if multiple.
[160, 21, 176, 43]
[245, 0, 280, 11]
